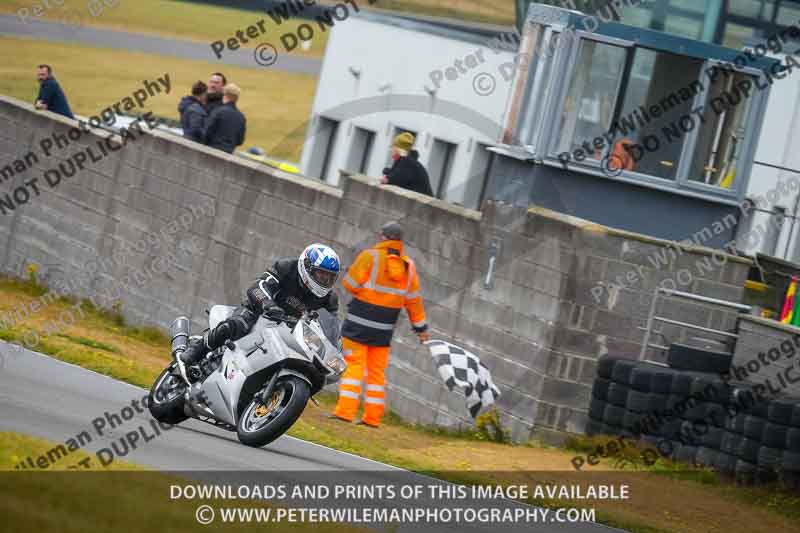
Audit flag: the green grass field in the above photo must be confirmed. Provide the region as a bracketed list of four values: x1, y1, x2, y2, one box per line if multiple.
[0, 36, 316, 161]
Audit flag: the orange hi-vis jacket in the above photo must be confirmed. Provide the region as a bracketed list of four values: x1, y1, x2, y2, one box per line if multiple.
[340, 240, 427, 347]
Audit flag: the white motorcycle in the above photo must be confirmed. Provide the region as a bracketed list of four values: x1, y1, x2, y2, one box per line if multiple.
[147, 305, 347, 447]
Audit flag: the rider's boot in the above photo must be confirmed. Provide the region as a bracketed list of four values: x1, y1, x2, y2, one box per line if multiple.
[179, 337, 208, 381]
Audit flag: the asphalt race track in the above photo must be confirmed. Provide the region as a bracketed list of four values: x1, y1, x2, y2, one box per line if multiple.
[0, 342, 627, 532]
[0, 15, 322, 75]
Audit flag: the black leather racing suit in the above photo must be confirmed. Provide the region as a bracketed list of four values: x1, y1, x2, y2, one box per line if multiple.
[181, 258, 339, 365]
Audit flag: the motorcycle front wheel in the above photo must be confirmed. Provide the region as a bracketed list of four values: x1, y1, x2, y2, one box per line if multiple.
[148, 362, 189, 425]
[236, 375, 310, 447]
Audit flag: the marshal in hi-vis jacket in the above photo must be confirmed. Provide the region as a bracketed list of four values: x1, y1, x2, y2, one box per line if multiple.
[340, 240, 427, 346]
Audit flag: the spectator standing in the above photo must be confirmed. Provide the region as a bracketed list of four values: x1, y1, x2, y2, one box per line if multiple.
[380, 133, 433, 196]
[205, 72, 226, 115]
[178, 81, 208, 143]
[332, 221, 430, 428]
[34, 64, 74, 119]
[203, 84, 246, 154]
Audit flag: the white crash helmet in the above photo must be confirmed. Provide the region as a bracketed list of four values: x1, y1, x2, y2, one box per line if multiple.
[298, 244, 341, 298]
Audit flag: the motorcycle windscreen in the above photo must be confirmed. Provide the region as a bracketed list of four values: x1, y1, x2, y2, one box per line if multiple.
[316, 309, 341, 348]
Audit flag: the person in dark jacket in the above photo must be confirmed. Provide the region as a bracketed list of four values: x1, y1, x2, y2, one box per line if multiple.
[380, 133, 433, 196]
[178, 81, 208, 143]
[34, 65, 74, 119]
[179, 245, 341, 373]
[203, 83, 246, 154]
[205, 72, 226, 115]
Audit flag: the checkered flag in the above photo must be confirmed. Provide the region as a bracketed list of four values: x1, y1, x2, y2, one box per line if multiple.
[426, 340, 501, 418]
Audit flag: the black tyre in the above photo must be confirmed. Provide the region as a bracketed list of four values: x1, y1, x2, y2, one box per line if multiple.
[707, 403, 728, 427]
[148, 363, 189, 425]
[611, 359, 641, 384]
[768, 398, 797, 426]
[725, 413, 747, 435]
[236, 376, 310, 447]
[762, 422, 790, 449]
[662, 419, 684, 440]
[650, 368, 677, 394]
[713, 451, 737, 474]
[592, 377, 612, 401]
[701, 426, 725, 449]
[628, 366, 653, 392]
[668, 343, 732, 374]
[786, 428, 800, 452]
[647, 393, 669, 413]
[694, 446, 716, 468]
[607, 383, 630, 407]
[680, 420, 706, 446]
[726, 383, 759, 413]
[586, 419, 604, 436]
[720, 432, 742, 455]
[597, 356, 624, 380]
[743, 415, 766, 440]
[690, 376, 728, 403]
[684, 402, 712, 422]
[603, 404, 626, 427]
[757, 446, 783, 470]
[675, 444, 698, 465]
[791, 405, 800, 428]
[671, 372, 696, 396]
[783, 451, 800, 472]
[589, 398, 606, 421]
[626, 390, 651, 413]
[737, 437, 761, 463]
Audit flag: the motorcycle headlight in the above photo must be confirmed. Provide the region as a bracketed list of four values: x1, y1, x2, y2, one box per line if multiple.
[326, 356, 347, 376]
[302, 325, 324, 357]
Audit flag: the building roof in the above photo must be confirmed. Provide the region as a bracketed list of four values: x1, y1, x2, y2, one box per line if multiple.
[353, 8, 514, 47]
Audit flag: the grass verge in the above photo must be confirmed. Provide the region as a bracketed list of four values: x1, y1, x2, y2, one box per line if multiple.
[1, 273, 799, 533]
[0, 432, 367, 532]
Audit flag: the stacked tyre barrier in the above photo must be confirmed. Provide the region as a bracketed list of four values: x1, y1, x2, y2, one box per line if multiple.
[587, 354, 800, 489]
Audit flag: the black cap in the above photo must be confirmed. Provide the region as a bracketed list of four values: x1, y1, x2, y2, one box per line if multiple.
[381, 221, 404, 241]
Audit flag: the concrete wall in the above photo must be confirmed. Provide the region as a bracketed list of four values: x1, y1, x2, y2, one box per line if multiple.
[0, 96, 753, 443]
[732, 316, 800, 398]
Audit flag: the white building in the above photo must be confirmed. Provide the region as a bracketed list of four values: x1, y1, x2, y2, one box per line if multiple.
[736, 46, 800, 262]
[299, 10, 517, 210]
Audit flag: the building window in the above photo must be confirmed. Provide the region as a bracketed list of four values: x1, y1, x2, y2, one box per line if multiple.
[688, 69, 758, 188]
[306, 116, 340, 184]
[610, 49, 705, 180]
[553, 40, 627, 156]
[544, 31, 769, 198]
[442, 142, 493, 210]
[728, 0, 776, 20]
[345, 126, 375, 175]
[429, 138, 458, 199]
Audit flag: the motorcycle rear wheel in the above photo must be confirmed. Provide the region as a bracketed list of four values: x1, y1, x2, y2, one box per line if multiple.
[236, 376, 310, 447]
[148, 362, 189, 425]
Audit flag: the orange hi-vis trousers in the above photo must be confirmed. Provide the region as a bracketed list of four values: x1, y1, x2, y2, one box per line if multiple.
[334, 338, 390, 427]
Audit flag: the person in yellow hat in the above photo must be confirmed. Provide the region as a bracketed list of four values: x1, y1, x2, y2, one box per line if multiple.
[380, 132, 433, 196]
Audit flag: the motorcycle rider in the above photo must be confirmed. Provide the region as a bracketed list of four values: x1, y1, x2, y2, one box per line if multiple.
[180, 244, 341, 369]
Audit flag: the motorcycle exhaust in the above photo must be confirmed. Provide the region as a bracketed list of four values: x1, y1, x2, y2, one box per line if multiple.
[170, 316, 190, 356]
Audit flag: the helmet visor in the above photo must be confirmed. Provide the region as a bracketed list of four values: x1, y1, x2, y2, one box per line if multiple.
[310, 267, 337, 289]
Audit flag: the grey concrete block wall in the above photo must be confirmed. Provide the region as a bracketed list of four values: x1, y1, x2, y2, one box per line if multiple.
[732, 316, 800, 398]
[0, 96, 755, 443]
